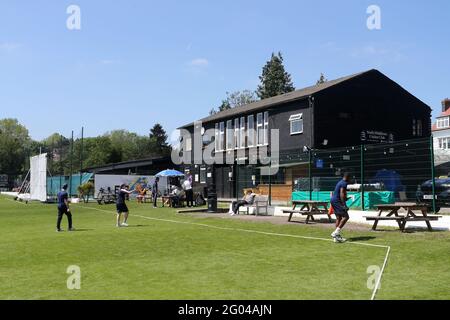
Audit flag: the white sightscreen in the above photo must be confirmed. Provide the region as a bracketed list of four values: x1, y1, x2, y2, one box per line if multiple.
[30, 154, 47, 202]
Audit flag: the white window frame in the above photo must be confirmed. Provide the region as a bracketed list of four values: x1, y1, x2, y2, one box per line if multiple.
[234, 119, 240, 150]
[247, 115, 255, 147]
[257, 113, 264, 146]
[214, 122, 225, 152]
[215, 123, 219, 151]
[438, 137, 450, 150]
[240, 117, 246, 149]
[226, 120, 234, 150]
[437, 117, 450, 129]
[263, 111, 269, 145]
[289, 113, 304, 135]
[219, 122, 225, 151]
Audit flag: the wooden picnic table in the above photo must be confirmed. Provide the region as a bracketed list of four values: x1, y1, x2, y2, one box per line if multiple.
[283, 200, 332, 224]
[366, 203, 442, 232]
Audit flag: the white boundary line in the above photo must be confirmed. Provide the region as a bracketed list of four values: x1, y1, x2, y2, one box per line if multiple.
[80, 205, 391, 300]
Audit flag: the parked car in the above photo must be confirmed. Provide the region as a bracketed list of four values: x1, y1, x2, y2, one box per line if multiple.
[415, 178, 450, 213]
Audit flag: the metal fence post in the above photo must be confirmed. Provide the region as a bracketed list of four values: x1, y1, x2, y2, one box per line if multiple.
[361, 144, 365, 211]
[430, 135, 436, 213]
[268, 165, 272, 206]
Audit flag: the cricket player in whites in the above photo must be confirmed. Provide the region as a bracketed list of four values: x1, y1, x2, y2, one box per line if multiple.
[330, 173, 351, 243]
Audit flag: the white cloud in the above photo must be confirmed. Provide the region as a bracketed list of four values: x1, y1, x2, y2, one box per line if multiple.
[350, 44, 407, 63]
[0, 42, 22, 53]
[320, 41, 407, 64]
[189, 58, 209, 67]
[99, 59, 120, 65]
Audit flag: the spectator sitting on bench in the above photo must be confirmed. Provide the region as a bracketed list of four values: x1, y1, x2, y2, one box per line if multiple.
[171, 185, 184, 208]
[231, 190, 256, 216]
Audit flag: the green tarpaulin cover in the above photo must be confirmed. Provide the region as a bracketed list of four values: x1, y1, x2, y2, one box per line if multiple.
[292, 191, 395, 209]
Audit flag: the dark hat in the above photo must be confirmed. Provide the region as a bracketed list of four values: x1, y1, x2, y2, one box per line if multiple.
[62, 184, 68, 190]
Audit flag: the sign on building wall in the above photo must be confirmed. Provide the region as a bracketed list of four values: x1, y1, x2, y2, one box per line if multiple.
[360, 130, 394, 143]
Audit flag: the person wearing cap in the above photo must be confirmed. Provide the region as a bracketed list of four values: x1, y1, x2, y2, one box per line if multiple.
[56, 184, 74, 232]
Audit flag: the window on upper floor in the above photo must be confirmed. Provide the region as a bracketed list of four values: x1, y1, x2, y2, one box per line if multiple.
[240, 117, 246, 149]
[413, 119, 423, 137]
[257, 113, 264, 146]
[263, 111, 269, 145]
[247, 115, 255, 147]
[214, 122, 225, 152]
[289, 113, 303, 135]
[226, 120, 234, 150]
[234, 119, 240, 150]
[437, 117, 450, 129]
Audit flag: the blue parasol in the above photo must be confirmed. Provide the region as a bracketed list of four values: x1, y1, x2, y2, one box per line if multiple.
[156, 169, 185, 177]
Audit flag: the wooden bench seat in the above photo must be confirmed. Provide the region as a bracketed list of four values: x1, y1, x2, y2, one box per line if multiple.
[283, 209, 331, 224]
[403, 216, 442, 222]
[365, 216, 406, 221]
[283, 209, 328, 215]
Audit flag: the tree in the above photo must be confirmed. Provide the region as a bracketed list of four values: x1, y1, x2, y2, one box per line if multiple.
[256, 52, 295, 99]
[226, 90, 257, 108]
[316, 73, 328, 85]
[41, 133, 70, 175]
[149, 124, 171, 156]
[209, 90, 257, 115]
[0, 119, 31, 182]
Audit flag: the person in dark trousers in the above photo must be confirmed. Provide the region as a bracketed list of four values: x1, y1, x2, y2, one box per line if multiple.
[152, 177, 160, 208]
[231, 190, 256, 216]
[330, 173, 351, 243]
[183, 176, 194, 207]
[56, 184, 74, 232]
[116, 184, 133, 227]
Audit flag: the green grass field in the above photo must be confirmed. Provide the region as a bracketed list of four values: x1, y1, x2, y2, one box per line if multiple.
[1, 194, 449, 300]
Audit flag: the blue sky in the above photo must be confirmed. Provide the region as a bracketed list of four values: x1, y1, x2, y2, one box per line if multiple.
[0, 0, 449, 141]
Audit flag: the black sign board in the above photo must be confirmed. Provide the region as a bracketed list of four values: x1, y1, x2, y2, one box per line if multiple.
[360, 130, 394, 143]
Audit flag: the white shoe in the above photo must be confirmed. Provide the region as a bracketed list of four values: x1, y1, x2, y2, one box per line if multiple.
[230, 212, 236, 216]
[116, 224, 121, 228]
[121, 223, 129, 227]
[334, 234, 347, 243]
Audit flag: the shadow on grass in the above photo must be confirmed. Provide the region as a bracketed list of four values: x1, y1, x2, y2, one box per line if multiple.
[402, 228, 447, 234]
[288, 219, 335, 225]
[125, 224, 151, 228]
[348, 236, 377, 242]
[370, 227, 447, 234]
